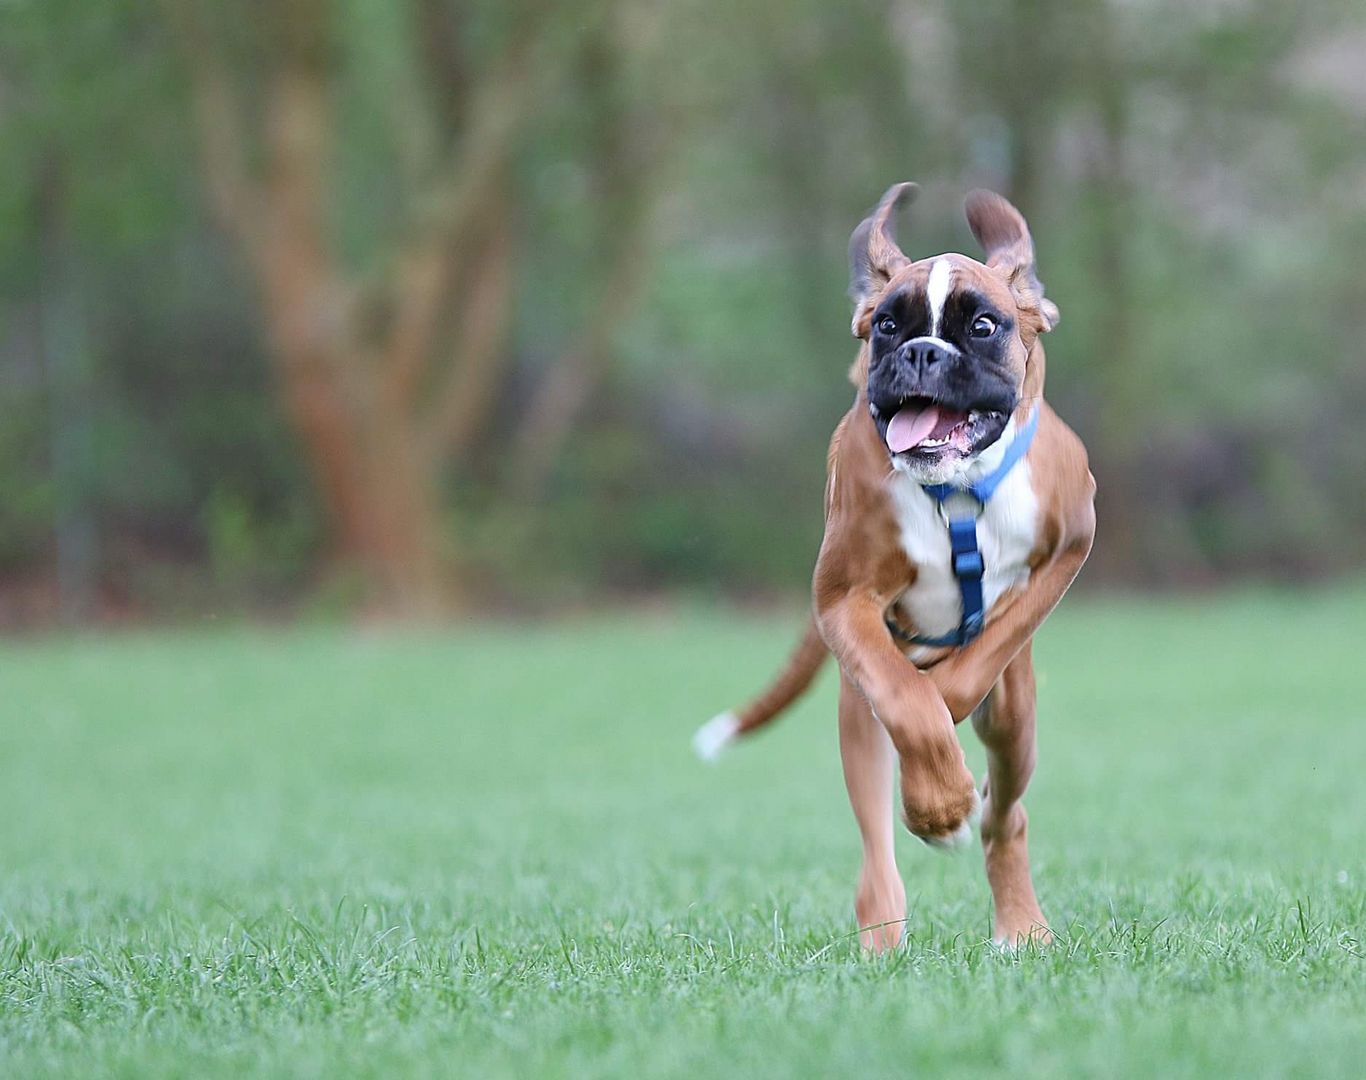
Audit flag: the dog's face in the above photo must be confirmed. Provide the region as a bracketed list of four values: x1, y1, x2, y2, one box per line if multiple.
[865, 255, 1022, 470]
[848, 185, 1058, 480]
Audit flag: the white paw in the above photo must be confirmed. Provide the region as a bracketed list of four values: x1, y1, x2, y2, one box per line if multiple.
[692, 711, 740, 762]
[920, 787, 982, 852]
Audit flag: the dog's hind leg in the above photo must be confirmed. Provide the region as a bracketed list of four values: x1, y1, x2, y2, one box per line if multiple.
[972, 643, 1051, 947]
[838, 673, 906, 952]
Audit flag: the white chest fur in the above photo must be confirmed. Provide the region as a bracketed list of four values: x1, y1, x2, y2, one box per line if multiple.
[886, 449, 1039, 644]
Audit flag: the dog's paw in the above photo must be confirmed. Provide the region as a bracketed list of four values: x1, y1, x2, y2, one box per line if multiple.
[692, 711, 739, 762]
[856, 870, 908, 953]
[917, 786, 981, 852]
[991, 922, 1054, 951]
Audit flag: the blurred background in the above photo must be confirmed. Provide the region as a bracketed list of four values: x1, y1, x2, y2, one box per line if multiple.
[2, 0, 1365, 627]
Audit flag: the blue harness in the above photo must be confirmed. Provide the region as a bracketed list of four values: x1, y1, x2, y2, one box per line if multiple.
[889, 406, 1040, 649]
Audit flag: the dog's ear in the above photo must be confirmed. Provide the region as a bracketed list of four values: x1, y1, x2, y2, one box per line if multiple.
[849, 182, 917, 338]
[964, 189, 1059, 332]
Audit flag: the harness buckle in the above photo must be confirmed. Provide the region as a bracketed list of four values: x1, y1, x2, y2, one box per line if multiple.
[953, 550, 984, 576]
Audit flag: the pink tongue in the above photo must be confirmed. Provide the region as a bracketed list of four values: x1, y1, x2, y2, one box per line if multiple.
[885, 404, 941, 453]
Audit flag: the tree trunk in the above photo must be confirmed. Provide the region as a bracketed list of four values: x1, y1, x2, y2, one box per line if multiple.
[252, 63, 449, 613]
[170, 0, 550, 616]
[358, 415, 450, 615]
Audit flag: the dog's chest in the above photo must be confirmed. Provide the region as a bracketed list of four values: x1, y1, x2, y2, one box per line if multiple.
[887, 462, 1039, 640]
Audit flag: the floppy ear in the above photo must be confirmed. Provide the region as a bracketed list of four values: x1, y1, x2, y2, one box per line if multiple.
[964, 189, 1059, 332]
[848, 182, 917, 337]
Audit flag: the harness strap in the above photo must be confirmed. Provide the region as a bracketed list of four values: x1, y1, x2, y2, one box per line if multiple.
[890, 406, 1040, 649]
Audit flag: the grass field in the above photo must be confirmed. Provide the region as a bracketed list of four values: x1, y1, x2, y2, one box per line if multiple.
[2, 588, 1365, 1077]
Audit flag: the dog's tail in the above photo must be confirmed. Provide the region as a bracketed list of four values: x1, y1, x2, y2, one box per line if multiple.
[692, 616, 829, 761]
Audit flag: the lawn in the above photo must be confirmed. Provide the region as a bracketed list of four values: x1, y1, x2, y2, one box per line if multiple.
[1, 588, 1364, 1077]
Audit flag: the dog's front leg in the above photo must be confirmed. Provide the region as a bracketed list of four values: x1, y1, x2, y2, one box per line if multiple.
[930, 527, 1094, 723]
[838, 673, 906, 951]
[818, 592, 979, 848]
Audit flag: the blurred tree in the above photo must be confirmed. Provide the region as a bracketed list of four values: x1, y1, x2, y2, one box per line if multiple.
[0, 0, 215, 622]
[4, 0, 1366, 622]
[163, 0, 539, 614]
[163, 0, 670, 614]
[35, 153, 99, 623]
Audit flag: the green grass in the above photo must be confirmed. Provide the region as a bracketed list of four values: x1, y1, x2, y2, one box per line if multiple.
[2, 587, 1365, 1078]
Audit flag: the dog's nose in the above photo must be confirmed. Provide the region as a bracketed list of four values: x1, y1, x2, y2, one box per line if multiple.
[902, 339, 952, 375]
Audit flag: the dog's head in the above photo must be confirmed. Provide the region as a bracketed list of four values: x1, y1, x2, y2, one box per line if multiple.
[849, 183, 1057, 481]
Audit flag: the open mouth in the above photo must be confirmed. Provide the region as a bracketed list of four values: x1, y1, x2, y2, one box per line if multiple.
[878, 397, 1003, 457]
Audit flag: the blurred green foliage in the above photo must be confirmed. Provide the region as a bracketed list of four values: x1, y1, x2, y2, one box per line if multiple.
[2, 0, 1366, 621]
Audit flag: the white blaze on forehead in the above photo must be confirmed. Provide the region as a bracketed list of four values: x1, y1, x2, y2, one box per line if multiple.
[926, 258, 953, 336]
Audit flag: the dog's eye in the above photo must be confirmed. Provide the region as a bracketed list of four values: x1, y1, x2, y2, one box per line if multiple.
[969, 315, 998, 339]
[875, 315, 897, 336]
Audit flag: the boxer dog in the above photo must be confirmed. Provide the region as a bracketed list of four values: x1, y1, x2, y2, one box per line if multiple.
[694, 184, 1095, 951]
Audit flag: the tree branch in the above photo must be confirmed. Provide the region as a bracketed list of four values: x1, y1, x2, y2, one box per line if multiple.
[416, 198, 515, 464]
[378, 39, 540, 413]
